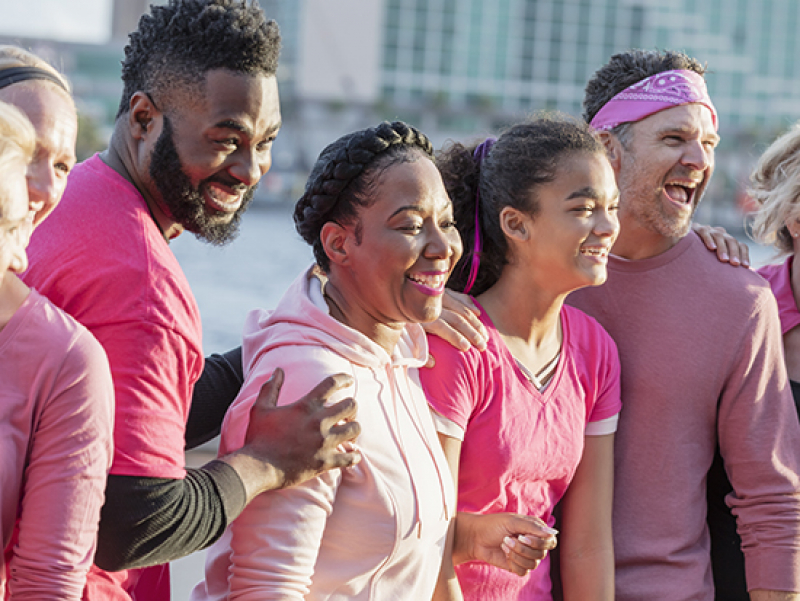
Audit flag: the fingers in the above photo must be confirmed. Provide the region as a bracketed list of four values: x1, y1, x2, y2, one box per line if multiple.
[319, 396, 358, 426]
[320, 448, 362, 470]
[326, 407, 362, 445]
[694, 224, 750, 268]
[500, 531, 557, 576]
[299, 373, 355, 409]
[423, 308, 488, 352]
[252, 368, 285, 410]
[501, 535, 546, 576]
[441, 289, 478, 312]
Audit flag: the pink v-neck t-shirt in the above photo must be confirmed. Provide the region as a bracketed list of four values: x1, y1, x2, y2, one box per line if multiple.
[420, 303, 621, 600]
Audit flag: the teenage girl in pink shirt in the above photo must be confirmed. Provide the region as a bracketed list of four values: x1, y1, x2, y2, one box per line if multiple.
[419, 115, 621, 600]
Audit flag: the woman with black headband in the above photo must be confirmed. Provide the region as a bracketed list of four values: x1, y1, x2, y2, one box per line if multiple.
[419, 115, 620, 600]
[0, 46, 78, 228]
[0, 48, 113, 599]
[0, 98, 113, 599]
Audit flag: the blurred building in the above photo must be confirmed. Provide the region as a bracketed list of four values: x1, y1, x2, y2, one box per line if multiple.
[3, 0, 798, 216]
[263, 0, 800, 221]
[269, 0, 800, 138]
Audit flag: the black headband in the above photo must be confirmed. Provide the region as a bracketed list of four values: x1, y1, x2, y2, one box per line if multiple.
[0, 66, 68, 93]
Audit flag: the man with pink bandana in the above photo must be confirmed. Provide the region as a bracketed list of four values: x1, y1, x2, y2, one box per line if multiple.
[567, 49, 800, 600]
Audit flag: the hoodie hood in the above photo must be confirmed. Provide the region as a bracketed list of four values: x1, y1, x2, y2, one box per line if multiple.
[242, 264, 430, 376]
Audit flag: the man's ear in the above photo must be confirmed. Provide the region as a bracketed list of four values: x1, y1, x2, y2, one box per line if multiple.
[597, 130, 623, 172]
[320, 221, 350, 267]
[499, 206, 530, 242]
[128, 91, 160, 141]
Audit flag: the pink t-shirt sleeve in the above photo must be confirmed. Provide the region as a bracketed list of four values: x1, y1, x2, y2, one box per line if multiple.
[419, 333, 483, 431]
[582, 321, 622, 424]
[97, 319, 200, 480]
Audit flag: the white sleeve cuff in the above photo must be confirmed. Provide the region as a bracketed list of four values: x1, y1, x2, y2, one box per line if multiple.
[430, 409, 465, 441]
[585, 413, 619, 436]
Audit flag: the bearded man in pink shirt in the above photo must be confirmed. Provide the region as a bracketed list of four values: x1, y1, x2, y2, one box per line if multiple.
[22, 1, 362, 599]
[566, 49, 800, 600]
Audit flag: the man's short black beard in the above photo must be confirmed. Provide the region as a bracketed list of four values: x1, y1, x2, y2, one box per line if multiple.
[149, 116, 255, 246]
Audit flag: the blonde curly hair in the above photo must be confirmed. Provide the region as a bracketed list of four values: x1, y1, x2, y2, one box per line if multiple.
[749, 122, 800, 256]
[0, 100, 35, 218]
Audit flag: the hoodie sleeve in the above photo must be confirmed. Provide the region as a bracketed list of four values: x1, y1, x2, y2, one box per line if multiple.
[223, 344, 354, 600]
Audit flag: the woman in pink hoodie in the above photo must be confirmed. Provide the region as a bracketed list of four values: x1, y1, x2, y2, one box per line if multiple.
[192, 121, 466, 600]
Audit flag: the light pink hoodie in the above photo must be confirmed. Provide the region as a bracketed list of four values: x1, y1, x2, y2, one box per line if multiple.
[191, 266, 454, 601]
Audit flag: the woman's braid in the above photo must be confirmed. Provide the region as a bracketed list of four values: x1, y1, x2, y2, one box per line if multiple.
[294, 121, 433, 270]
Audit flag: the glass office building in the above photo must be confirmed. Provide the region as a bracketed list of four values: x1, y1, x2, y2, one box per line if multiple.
[377, 0, 800, 134]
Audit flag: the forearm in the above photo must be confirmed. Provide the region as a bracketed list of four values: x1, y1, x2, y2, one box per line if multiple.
[560, 543, 614, 601]
[186, 346, 244, 449]
[750, 591, 800, 600]
[432, 518, 462, 601]
[560, 434, 615, 601]
[95, 461, 246, 570]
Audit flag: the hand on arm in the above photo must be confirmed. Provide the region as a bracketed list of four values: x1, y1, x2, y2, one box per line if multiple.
[437, 433, 555, 579]
[219, 368, 361, 503]
[559, 434, 615, 601]
[423, 290, 488, 364]
[454, 512, 557, 577]
[692, 223, 750, 267]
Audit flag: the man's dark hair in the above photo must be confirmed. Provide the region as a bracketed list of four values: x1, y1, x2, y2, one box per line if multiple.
[117, 0, 280, 117]
[583, 49, 706, 144]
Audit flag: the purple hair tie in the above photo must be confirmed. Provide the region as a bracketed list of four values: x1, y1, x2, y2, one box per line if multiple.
[463, 137, 496, 294]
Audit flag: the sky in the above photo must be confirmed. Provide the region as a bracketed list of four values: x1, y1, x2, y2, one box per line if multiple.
[0, 0, 112, 44]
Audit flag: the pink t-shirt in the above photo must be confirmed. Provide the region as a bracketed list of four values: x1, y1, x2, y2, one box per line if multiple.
[419, 303, 621, 600]
[1, 289, 114, 599]
[23, 155, 204, 601]
[758, 256, 800, 334]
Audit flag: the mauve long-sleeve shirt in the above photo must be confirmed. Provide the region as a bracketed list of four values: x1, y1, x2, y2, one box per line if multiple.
[568, 232, 800, 600]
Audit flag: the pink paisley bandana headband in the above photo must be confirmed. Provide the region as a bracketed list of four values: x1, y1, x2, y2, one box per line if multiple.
[590, 69, 718, 132]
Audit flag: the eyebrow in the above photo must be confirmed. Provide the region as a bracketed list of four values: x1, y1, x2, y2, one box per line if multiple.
[659, 125, 720, 145]
[566, 187, 603, 201]
[212, 119, 283, 138]
[389, 205, 425, 219]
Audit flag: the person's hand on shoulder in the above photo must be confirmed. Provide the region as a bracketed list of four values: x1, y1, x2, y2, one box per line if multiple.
[423, 290, 488, 366]
[225, 369, 361, 501]
[693, 223, 750, 267]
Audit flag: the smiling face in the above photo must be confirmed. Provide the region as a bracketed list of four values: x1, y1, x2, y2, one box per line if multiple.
[0, 82, 77, 227]
[614, 103, 718, 252]
[519, 151, 620, 294]
[337, 156, 462, 336]
[144, 69, 281, 244]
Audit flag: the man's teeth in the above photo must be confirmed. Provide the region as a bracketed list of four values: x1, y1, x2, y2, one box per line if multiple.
[408, 273, 446, 288]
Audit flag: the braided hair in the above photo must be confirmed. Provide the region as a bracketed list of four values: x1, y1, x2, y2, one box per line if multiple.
[294, 121, 434, 271]
[439, 113, 603, 296]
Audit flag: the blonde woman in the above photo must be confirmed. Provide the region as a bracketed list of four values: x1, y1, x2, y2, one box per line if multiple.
[0, 101, 113, 599]
[751, 122, 800, 411]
